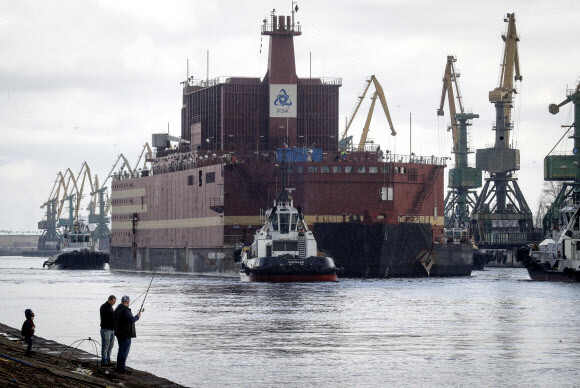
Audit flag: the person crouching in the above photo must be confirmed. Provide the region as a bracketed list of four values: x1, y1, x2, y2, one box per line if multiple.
[21, 309, 35, 357]
[114, 295, 141, 374]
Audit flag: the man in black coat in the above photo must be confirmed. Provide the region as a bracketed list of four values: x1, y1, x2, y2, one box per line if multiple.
[21, 309, 35, 357]
[114, 295, 141, 374]
[100, 295, 116, 366]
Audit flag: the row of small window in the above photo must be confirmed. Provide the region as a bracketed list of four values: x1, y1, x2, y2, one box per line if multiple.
[188, 171, 216, 187]
[112, 198, 134, 205]
[112, 182, 135, 189]
[112, 214, 135, 220]
[287, 166, 407, 174]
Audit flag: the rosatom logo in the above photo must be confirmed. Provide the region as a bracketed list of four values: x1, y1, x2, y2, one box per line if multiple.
[274, 89, 292, 107]
[270, 85, 296, 117]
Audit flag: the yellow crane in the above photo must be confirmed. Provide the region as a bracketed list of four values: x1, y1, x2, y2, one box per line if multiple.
[341, 75, 396, 151]
[437, 55, 465, 151]
[488, 13, 522, 146]
[472, 13, 533, 248]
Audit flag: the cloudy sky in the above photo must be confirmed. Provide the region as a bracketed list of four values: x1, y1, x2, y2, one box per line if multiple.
[1, 0, 578, 231]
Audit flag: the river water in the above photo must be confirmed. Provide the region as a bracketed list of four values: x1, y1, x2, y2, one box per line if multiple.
[0, 256, 578, 387]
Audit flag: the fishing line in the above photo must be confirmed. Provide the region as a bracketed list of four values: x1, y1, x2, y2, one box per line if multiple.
[128, 290, 147, 307]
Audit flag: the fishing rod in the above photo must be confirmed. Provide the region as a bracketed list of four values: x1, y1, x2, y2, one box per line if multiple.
[138, 266, 157, 313]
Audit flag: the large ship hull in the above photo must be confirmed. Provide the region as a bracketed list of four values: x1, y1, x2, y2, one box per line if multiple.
[110, 246, 237, 275]
[110, 156, 448, 277]
[313, 222, 473, 277]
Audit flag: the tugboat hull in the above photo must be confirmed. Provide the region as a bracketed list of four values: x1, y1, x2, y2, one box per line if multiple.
[527, 270, 580, 282]
[516, 246, 580, 282]
[240, 255, 339, 282]
[240, 273, 338, 282]
[43, 251, 109, 270]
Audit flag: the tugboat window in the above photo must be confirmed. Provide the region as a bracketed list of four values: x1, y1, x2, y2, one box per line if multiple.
[272, 215, 279, 231]
[206, 172, 215, 183]
[274, 241, 298, 251]
[333, 166, 342, 173]
[296, 166, 303, 173]
[358, 166, 366, 173]
[308, 166, 318, 173]
[321, 166, 330, 173]
[369, 166, 378, 173]
[280, 213, 290, 233]
[291, 213, 298, 230]
[287, 167, 294, 174]
[345, 166, 353, 173]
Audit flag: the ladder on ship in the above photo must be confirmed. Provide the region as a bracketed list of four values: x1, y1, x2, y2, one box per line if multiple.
[298, 236, 306, 258]
[409, 166, 443, 215]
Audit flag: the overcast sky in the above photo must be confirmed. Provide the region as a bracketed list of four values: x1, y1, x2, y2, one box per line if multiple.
[1, 0, 579, 231]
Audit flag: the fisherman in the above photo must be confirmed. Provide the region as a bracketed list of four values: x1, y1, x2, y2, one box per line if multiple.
[100, 295, 116, 366]
[21, 309, 35, 357]
[114, 295, 141, 374]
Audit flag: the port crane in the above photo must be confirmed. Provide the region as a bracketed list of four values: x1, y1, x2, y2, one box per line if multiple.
[57, 162, 94, 228]
[340, 75, 396, 152]
[38, 168, 81, 250]
[471, 13, 535, 248]
[87, 143, 154, 249]
[39, 144, 154, 251]
[438, 55, 482, 229]
[541, 81, 580, 234]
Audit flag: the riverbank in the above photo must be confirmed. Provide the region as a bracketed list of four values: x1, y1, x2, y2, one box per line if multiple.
[0, 322, 183, 387]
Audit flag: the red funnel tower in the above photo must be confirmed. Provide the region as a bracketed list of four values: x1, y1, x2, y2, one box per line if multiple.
[262, 9, 302, 149]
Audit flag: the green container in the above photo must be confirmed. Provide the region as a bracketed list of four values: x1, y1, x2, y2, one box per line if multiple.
[544, 155, 577, 181]
[448, 167, 482, 189]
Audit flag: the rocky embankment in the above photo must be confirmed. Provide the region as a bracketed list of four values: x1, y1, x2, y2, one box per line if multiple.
[0, 322, 184, 387]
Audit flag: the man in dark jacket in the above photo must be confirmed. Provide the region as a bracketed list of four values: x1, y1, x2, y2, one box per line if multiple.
[21, 309, 35, 357]
[114, 295, 141, 374]
[100, 295, 116, 366]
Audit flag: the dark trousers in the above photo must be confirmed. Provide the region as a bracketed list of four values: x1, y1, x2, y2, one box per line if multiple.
[25, 337, 33, 356]
[116, 337, 131, 371]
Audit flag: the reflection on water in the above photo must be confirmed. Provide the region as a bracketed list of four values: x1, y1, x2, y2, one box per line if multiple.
[0, 256, 579, 387]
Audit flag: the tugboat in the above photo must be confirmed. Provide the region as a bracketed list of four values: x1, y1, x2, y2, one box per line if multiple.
[237, 187, 339, 282]
[43, 221, 109, 269]
[518, 205, 580, 282]
[516, 81, 580, 282]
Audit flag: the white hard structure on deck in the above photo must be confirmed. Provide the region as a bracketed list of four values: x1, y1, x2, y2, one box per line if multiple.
[244, 189, 317, 263]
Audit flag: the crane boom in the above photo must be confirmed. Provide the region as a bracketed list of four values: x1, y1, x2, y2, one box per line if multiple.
[489, 13, 521, 146]
[358, 91, 379, 151]
[342, 75, 396, 150]
[370, 76, 396, 137]
[549, 81, 580, 114]
[437, 55, 465, 158]
[341, 78, 373, 140]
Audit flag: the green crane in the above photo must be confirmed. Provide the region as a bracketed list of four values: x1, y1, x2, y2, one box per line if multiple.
[542, 81, 580, 235]
[471, 13, 535, 248]
[438, 55, 482, 229]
